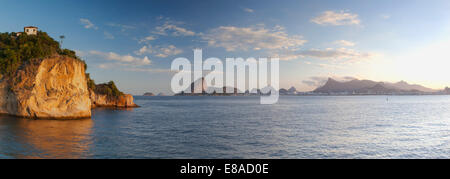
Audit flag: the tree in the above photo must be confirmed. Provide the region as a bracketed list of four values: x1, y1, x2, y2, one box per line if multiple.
[59, 35, 65, 47]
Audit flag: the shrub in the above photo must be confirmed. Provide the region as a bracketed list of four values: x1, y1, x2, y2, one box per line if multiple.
[94, 81, 124, 97]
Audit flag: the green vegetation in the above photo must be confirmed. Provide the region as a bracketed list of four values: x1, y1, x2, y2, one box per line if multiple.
[0, 30, 125, 97]
[85, 73, 96, 90]
[0, 31, 83, 75]
[87, 75, 125, 97]
[94, 81, 124, 97]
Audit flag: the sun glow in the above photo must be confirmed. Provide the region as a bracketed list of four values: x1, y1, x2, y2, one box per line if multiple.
[392, 39, 450, 89]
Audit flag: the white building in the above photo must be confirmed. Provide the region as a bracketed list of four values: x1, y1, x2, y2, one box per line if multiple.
[24, 26, 38, 35]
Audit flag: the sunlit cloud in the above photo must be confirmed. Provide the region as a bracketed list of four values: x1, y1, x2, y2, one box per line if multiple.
[80, 18, 98, 30]
[82, 50, 151, 66]
[153, 21, 195, 36]
[124, 67, 177, 73]
[300, 48, 374, 61]
[333, 40, 356, 47]
[302, 76, 358, 87]
[138, 35, 157, 43]
[103, 31, 115, 39]
[380, 14, 391, 19]
[243, 8, 254, 13]
[106, 23, 136, 32]
[311, 11, 360, 26]
[202, 25, 306, 51]
[271, 47, 376, 62]
[136, 44, 183, 58]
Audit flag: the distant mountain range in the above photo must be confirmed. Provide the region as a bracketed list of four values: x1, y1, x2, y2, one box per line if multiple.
[175, 77, 444, 96]
[176, 77, 279, 96]
[313, 78, 437, 94]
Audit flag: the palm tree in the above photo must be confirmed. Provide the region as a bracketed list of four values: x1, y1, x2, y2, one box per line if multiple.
[59, 35, 65, 47]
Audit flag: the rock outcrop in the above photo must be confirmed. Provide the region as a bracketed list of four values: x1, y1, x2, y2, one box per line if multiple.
[143, 92, 155, 96]
[0, 55, 137, 119]
[90, 90, 138, 108]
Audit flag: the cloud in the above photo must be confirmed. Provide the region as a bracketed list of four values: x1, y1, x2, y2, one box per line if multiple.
[87, 50, 151, 66]
[202, 25, 307, 52]
[80, 18, 98, 30]
[107, 23, 136, 32]
[243, 8, 254, 13]
[302, 76, 358, 87]
[153, 21, 195, 36]
[104, 31, 115, 39]
[311, 11, 360, 26]
[123, 67, 177, 73]
[138, 35, 157, 43]
[271, 47, 376, 62]
[380, 14, 391, 19]
[136, 45, 183, 58]
[299, 48, 374, 61]
[333, 40, 355, 47]
[302, 77, 329, 87]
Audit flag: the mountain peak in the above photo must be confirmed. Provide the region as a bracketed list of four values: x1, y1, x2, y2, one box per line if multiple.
[327, 77, 336, 82]
[288, 86, 297, 92]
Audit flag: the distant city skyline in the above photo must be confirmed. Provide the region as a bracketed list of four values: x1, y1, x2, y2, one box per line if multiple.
[1, 0, 450, 95]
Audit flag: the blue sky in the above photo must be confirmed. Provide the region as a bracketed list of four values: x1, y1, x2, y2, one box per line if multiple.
[2, 0, 450, 94]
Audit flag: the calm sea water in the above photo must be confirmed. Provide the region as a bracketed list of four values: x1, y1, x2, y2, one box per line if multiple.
[0, 95, 449, 159]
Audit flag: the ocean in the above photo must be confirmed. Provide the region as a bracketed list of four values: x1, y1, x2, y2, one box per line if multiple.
[0, 95, 449, 159]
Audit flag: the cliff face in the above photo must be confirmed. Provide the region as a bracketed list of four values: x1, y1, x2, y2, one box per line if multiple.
[0, 55, 137, 119]
[0, 56, 91, 118]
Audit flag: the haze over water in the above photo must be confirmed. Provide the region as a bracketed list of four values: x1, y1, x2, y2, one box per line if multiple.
[0, 96, 449, 159]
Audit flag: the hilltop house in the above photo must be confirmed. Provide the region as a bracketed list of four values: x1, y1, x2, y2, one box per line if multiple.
[24, 26, 38, 35]
[15, 26, 38, 36]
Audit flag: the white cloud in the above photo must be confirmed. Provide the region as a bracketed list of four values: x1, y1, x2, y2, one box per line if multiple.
[271, 47, 376, 62]
[88, 50, 151, 66]
[136, 45, 183, 58]
[138, 35, 157, 43]
[311, 11, 361, 26]
[80, 18, 98, 30]
[333, 40, 356, 47]
[98, 63, 118, 69]
[302, 76, 329, 87]
[202, 25, 307, 52]
[380, 14, 391, 19]
[302, 76, 358, 87]
[104, 31, 115, 39]
[153, 21, 195, 36]
[107, 23, 136, 32]
[124, 67, 177, 73]
[300, 48, 373, 60]
[243, 8, 254, 13]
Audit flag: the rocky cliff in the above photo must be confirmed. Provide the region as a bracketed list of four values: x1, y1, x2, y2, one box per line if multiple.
[0, 55, 137, 119]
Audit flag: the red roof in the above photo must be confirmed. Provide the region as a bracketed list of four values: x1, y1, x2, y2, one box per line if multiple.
[24, 26, 38, 29]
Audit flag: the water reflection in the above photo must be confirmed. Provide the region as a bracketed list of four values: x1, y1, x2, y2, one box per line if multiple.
[0, 115, 93, 159]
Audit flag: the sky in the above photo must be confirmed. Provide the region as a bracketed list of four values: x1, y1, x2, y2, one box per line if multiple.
[2, 0, 450, 95]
